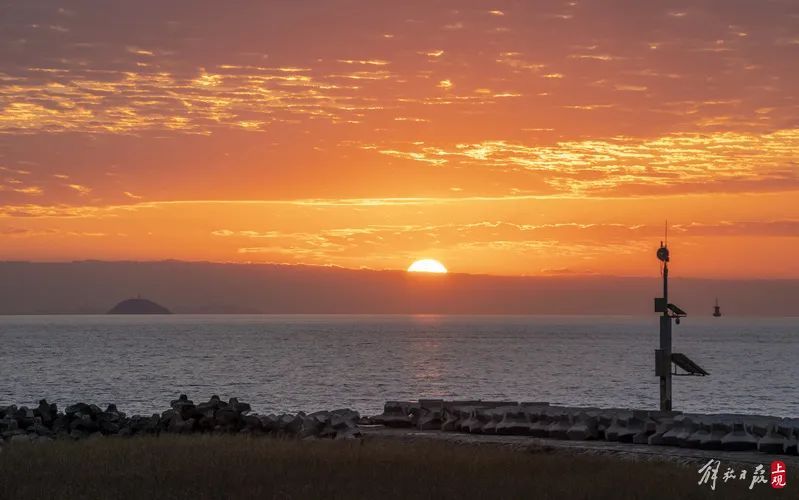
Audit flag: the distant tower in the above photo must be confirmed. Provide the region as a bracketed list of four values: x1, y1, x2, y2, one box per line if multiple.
[713, 298, 721, 317]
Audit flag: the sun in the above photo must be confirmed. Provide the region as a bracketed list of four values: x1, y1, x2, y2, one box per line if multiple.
[407, 259, 448, 274]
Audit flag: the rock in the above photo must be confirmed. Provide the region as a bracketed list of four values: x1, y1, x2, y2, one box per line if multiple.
[170, 395, 197, 420]
[334, 427, 362, 440]
[35, 399, 57, 425]
[496, 408, 530, 436]
[567, 414, 599, 441]
[330, 414, 358, 434]
[146, 414, 161, 433]
[784, 435, 798, 455]
[482, 409, 505, 435]
[414, 400, 443, 430]
[0, 405, 16, 419]
[99, 420, 120, 435]
[529, 414, 552, 438]
[461, 408, 491, 434]
[98, 410, 121, 424]
[228, 398, 251, 415]
[661, 417, 696, 447]
[699, 423, 729, 450]
[51, 414, 70, 434]
[606, 414, 648, 443]
[274, 414, 293, 433]
[242, 415, 263, 433]
[547, 415, 572, 440]
[128, 415, 159, 435]
[444, 405, 475, 432]
[630, 415, 656, 444]
[758, 425, 789, 454]
[298, 415, 323, 438]
[159, 409, 176, 430]
[647, 418, 674, 446]
[721, 423, 758, 451]
[604, 417, 627, 442]
[13, 407, 35, 429]
[197, 395, 226, 414]
[196, 397, 217, 413]
[683, 424, 710, 449]
[331, 408, 360, 420]
[284, 413, 304, 435]
[215, 407, 241, 429]
[170, 394, 192, 407]
[70, 415, 99, 434]
[372, 401, 417, 428]
[196, 414, 216, 431]
[308, 410, 330, 422]
[0, 417, 19, 433]
[175, 403, 197, 420]
[259, 414, 278, 433]
[65, 403, 91, 417]
[440, 406, 462, 432]
[167, 415, 195, 434]
[30, 423, 53, 437]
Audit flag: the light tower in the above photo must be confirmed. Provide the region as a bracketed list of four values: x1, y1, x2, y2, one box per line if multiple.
[654, 235, 708, 411]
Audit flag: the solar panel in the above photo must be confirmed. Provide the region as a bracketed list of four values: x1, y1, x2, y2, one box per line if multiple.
[671, 352, 709, 376]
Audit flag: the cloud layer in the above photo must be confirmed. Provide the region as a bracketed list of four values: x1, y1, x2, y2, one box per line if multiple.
[0, 1, 797, 276]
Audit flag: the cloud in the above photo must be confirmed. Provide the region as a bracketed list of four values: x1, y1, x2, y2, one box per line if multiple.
[674, 220, 799, 237]
[370, 129, 799, 196]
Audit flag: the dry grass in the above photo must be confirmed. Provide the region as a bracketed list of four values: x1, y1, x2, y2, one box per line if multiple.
[0, 436, 789, 499]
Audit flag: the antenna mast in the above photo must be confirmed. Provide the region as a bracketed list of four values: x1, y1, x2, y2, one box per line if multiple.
[653, 222, 708, 411]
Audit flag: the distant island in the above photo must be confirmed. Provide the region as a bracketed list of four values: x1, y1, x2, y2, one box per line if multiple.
[108, 297, 171, 314]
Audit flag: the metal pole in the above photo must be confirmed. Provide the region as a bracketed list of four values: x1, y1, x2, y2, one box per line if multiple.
[659, 262, 672, 411]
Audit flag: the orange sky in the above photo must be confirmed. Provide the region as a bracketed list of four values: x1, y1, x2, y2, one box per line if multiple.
[1, 1, 798, 278]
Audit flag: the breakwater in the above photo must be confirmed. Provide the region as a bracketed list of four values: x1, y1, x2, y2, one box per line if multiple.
[370, 400, 799, 455]
[5, 396, 798, 457]
[0, 395, 361, 444]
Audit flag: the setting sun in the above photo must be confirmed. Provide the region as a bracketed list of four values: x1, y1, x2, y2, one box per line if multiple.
[407, 259, 448, 274]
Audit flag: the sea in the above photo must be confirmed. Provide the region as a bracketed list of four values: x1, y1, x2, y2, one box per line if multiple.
[1, 315, 796, 418]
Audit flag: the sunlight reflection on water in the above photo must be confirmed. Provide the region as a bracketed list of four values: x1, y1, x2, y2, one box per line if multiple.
[1, 314, 797, 417]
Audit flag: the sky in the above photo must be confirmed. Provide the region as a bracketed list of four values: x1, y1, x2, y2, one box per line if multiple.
[0, 0, 798, 278]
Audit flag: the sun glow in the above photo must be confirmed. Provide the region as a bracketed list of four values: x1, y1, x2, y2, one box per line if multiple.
[407, 259, 448, 273]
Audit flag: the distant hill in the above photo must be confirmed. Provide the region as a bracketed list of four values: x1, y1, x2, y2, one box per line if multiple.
[108, 298, 171, 314]
[0, 260, 797, 315]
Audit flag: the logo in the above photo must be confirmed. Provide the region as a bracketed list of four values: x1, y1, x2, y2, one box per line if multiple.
[697, 460, 788, 491]
[771, 461, 787, 489]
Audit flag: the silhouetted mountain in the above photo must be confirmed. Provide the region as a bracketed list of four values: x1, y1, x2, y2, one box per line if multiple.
[108, 297, 171, 315]
[0, 260, 796, 315]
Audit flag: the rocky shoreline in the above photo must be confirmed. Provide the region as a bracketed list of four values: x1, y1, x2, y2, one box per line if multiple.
[369, 400, 799, 456]
[5, 396, 798, 460]
[0, 395, 361, 445]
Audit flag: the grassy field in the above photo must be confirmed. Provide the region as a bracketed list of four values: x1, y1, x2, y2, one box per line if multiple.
[0, 436, 791, 499]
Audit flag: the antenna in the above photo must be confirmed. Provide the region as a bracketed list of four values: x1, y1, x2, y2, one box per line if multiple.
[653, 227, 708, 411]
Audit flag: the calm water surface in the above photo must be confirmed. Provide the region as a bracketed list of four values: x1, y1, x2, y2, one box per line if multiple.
[1, 315, 796, 417]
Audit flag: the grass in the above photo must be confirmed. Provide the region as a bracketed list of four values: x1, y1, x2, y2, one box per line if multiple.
[0, 435, 791, 499]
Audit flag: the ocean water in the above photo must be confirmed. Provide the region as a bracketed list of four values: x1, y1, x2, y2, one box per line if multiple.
[0, 315, 797, 417]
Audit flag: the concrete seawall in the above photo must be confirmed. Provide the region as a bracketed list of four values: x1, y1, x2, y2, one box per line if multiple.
[369, 400, 799, 457]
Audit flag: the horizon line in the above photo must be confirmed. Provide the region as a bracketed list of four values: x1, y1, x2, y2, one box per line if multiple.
[2, 259, 798, 281]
